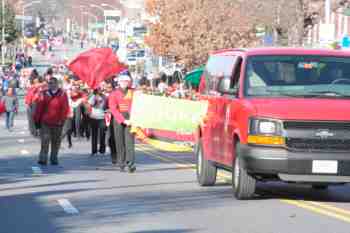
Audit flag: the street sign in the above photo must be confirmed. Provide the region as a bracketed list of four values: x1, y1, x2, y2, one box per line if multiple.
[15, 15, 33, 21]
[319, 23, 335, 44]
[90, 23, 105, 29]
[263, 35, 274, 46]
[255, 26, 266, 37]
[343, 8, 350, 16]
[342, 36, 350, 48]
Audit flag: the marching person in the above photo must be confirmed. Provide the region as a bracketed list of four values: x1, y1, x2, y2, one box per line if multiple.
[104, 81, 117, 165]
[25, 76, 42, 136]
[70, 82, 84, 138]
[34, 77, 69, 166]
[88, 88, 106, 156]
[2, 88, 18, 132]
[61, 76, 74, 148]
[109, 75, 136, 172]
[61, 91, 74, 149]
[80, 86, 91, 140]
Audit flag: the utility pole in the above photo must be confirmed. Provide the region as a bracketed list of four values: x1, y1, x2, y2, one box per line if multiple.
[325, 0, 331, 24]
[2, 0, 5, 66]
[22, 4, 25, 50]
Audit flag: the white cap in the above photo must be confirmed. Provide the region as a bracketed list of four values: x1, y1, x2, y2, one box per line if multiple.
[118, 75, 131, 82]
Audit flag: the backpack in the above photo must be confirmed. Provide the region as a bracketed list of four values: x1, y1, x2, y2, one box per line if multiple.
[0, 98, 5, 114]
[9, 78, 19, 88]
[2, 79, 9, 91]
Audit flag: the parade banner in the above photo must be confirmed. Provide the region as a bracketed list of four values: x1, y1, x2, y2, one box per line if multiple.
[130, 93, 208, 134]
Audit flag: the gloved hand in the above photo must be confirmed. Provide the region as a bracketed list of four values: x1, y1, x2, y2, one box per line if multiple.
[124, 120, 131, 126]
[35, 122, 41, 129]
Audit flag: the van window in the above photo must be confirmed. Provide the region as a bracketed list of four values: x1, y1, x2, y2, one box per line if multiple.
[202, 55, 236, 95]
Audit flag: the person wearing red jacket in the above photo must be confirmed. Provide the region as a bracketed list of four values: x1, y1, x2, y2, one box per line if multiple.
[108, 75, 136, 172]
[104, 81, 117, 165]
[34, 77, 69, 166]
[70, 83, 84, 138]
[25, 77, 41, 136]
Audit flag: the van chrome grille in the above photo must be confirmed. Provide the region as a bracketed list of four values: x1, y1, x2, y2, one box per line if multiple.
[284, 121, 350, 130]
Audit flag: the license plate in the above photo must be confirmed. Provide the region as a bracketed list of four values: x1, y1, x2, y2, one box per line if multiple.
[312, 160, 338, 174]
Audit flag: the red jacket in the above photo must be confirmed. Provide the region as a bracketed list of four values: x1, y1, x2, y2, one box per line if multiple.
[34, 89, 69, 126]
[25, 86, 39, 106]
[108, 88, 133, 124]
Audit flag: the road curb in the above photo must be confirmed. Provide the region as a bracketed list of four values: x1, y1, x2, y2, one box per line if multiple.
[144, 138, 193, 153]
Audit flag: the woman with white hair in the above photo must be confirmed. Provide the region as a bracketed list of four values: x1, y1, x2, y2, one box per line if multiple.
[108, 74, 136, 173]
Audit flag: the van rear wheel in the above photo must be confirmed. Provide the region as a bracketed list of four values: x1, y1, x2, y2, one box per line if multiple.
[196, 140, 217, 186]
[233, 142, 256, 199]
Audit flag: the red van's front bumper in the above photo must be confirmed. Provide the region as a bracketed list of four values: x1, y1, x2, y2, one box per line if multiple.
[240, 144, 350, 183]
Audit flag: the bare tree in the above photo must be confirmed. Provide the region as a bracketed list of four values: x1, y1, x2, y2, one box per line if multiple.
[145, 0, 257, 69]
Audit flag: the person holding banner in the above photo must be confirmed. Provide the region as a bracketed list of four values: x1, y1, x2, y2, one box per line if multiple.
[108, 75, 136, 173]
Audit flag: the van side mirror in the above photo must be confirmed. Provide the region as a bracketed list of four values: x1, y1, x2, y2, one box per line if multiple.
[218, 77, 237, 95]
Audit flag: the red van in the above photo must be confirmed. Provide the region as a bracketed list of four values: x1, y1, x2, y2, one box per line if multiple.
[195, 48, 350, 199]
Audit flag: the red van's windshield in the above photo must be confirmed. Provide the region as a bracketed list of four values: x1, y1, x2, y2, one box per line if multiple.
[245, 55, 350, 98]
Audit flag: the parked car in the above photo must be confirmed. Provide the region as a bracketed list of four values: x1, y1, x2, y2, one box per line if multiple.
[196, 47, 350, 199]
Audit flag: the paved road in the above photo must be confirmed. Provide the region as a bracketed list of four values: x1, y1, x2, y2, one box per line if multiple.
[2, 113, 350, 232]
[1, 45, 350, 233]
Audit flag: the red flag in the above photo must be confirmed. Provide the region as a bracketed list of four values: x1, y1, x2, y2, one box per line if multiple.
[68, 48, 127, 89]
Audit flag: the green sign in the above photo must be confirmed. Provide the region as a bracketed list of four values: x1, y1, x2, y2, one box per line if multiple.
[90, 23, 105, 29]
[343, 8, 350, 16]
[130, 93, 208, 134]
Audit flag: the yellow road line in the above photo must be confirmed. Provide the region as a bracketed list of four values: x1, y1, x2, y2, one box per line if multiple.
[142, 138, 193, 152]
[138, 145, 232, 182]
[137, 147, 195, 169]
[137, 145, 227, 184]
[137, 144, 350, 224]
[282, 200, 350, 224]
[137, 145, 194, 165]
[306, 201, 350, 217]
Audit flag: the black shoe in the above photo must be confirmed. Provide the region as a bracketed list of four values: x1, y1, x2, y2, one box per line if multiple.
[128, 166, 136, 173]
[51, 161, 59, 166]
[90, 153, 97, 157]
[38, 161, 47, 166]
[68, 143, 73, 148]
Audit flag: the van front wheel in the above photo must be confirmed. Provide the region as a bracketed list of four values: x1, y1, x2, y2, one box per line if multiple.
[232, 142, 256, 199]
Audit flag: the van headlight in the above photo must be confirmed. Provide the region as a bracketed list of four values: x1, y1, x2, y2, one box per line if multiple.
[248, 118, 285, 146]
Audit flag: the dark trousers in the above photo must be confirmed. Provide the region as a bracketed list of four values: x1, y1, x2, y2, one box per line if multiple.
[61, 118, 73, 147]
[112, 119, 135, 167]
[90, 118, 106, 154]
[72, 106, 81, 137]
[108, 119, 117, 163]
[5, 111, 15, 129]
[81, 106, 90, 139]
[27, 105, 38, 136]
[39, 124, 63, 164]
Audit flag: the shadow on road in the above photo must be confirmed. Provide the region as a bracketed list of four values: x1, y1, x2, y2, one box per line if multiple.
[0, 179, 103, 192]
[130, 230, 197, 233]
[256, 182, 350, 203]
[0, 188, 95, 233]
[72, 188, 234, 226]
